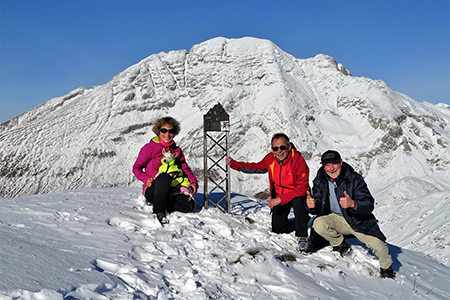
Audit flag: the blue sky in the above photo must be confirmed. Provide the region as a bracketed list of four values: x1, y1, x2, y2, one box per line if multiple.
[1, 0, 449, 123]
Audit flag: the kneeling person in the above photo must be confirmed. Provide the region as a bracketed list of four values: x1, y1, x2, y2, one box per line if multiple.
[226, 133, 310, 252]
[306, 150, 395, 279]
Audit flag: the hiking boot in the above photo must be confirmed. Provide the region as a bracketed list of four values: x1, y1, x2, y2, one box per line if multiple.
[297, 237, 309, 253]
[156, 212, 169, 224]
[332, 240, 350, 257]
[380, 265, 396, 279]
[188, 198, 196, 212]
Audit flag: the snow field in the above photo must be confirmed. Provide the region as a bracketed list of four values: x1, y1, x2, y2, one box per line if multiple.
[1, 187, 449, 299]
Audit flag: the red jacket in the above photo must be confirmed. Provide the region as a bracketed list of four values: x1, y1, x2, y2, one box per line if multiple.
[229, 149, 309, 205]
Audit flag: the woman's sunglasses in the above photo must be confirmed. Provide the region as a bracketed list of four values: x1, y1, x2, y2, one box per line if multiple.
[160, 128, 176, 134]
[272, 145, 288, 152]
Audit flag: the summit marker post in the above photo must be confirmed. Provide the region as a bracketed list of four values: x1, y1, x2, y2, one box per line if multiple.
[203, 103, 231, 213]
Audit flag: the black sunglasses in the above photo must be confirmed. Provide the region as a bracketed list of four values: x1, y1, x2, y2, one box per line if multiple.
[160, 128, 176, 134]
[272, 145, 288, 152]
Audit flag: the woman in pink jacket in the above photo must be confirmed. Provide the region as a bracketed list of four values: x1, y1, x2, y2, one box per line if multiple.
[133, 117, 198, 224]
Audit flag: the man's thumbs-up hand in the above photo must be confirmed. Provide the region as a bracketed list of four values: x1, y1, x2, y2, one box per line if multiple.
[339, 191, 355, 209]
[306, 190, 316, 209]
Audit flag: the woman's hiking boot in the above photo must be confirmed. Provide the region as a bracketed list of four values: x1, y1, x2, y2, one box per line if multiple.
[157, 212, 169, 224]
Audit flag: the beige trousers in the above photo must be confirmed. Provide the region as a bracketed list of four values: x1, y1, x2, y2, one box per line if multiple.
[313, 213, 393, 269]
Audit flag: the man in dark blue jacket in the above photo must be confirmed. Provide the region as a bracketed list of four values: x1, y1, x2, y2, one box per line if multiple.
[306, 150, 395, 279]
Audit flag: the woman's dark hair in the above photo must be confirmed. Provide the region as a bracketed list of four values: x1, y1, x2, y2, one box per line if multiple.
[152, 117, 181, 136]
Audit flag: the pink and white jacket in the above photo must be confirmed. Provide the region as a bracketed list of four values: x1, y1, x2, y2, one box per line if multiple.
[132, 136, 198, 193]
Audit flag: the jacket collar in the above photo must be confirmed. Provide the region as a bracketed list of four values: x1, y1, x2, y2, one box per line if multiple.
[152, 136, 177, 148]
[274, 148, 294, 165]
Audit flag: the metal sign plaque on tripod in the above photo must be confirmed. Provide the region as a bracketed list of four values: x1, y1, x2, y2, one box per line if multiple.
[203, 103, 231, 213]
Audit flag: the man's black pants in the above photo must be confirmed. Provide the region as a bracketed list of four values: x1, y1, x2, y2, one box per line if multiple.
[271, 196, 309, 237]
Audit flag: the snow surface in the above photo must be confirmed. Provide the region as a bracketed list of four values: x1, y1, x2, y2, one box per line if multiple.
[1, 187, 449, 299]
[1, 36, 450, 299]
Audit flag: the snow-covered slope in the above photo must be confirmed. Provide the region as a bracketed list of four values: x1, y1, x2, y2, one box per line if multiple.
[1, 37, 449, 267]
[0, 187, 449, 299]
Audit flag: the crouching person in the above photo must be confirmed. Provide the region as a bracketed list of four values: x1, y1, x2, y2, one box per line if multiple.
[133, 117, 198, 224]
[306, 150, 395, 279]
[226, 133, 311, 253]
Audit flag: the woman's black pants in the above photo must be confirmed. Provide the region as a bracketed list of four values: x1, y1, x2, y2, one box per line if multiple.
[144, 173, 192, 214]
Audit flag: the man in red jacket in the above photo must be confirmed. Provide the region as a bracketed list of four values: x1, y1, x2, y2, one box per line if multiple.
[226, 133, 311, 252]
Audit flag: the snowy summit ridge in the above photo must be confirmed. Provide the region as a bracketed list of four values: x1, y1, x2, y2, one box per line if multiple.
[0, 36, 450, 298]
[1, 37, 449, 199]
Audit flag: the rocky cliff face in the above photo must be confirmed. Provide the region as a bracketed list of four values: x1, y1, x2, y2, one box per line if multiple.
[1, 37, 449, 198]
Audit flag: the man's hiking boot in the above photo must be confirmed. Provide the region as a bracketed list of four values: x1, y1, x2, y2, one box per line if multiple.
[380, 265, 396, 279]
[297, 237, 309, 253]
[157, 212, 169, 225]
[332, 240, 350, 257]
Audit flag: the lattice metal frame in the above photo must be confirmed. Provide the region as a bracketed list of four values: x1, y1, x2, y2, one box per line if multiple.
[203, 103, 230, 213]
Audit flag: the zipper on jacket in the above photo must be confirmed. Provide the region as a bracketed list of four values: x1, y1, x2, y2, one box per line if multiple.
[278, 162, 284, 195]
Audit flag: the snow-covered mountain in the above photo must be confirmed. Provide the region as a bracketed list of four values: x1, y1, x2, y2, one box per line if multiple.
[1, 37, 449, 267]
[1, 36, 449, 199]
